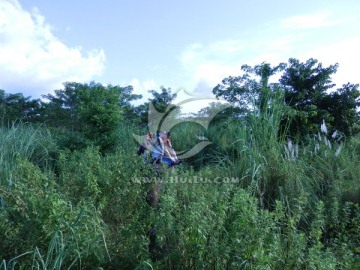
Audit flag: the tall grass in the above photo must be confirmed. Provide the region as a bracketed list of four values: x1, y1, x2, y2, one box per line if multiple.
[0, 230, 79, 270]
[135, 103, 360, 268]
[0, 123, 56, 186]
[171, 100, 360, 212]
[1, 108, 359, 269]
[117, 123, 142, 153]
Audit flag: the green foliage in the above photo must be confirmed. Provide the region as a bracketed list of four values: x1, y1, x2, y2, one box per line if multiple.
[0, 230, 80, 270]
[42, 81, 140, 153]
[194, 101, 241, 124]
[0, 156, 108, 268]
[0, 68, 359, 269]
[0, 90, 42, 125]
[148, 86, 177, 113]
[76, 83, 124, 153]
[134, 86, 179, 128]
[213, 62, 286, 115]
[213, 58, 360, 139]
[325, 83, 360, 136]
[0, 123, 56, 186]
[53, 145, 151, 268]
[1, 122, 360, 269]
[281, 58, 338, 137]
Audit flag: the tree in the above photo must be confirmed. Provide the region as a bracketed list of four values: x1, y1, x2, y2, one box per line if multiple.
[279, 58, 338, 137]
[148, 86, 177, 112]
[0, 90, 42, 125]
[76, 82, 125, 152]
[191, 101, 237, 125]
[213, 62, 286, 115]
[323, 83, 360, 136]
[42, 84, 82, 131]
[42, 81, 140, 152]
[135, 86, 179, 129]
[117, 85, 142, 123]
[213, 58, 360, 139]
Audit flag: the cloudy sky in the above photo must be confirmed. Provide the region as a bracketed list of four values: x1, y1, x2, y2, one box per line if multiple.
[1, 0, 360, 109]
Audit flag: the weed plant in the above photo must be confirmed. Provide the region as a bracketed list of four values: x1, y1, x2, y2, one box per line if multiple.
[1, 110, 359, 269]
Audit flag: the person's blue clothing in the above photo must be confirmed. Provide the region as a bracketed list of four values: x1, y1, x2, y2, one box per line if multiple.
[161, 156, 175, 166]
[151, 138, 176, 166]
[151, 142, 164, 160]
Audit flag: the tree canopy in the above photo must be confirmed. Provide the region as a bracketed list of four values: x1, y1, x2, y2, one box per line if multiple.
[213, 58, 360, 139]
[0, 90, 42, 124]
[1, 57, 359, 148]
[133, 86, 179, 129]
[42, 81, 141, 152]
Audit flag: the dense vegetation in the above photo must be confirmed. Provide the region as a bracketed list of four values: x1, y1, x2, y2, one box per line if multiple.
[0, 58, 359, 269]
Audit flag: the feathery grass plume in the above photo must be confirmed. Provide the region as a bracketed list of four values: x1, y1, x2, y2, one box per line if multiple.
[311, 121, 348, 158]
[335, 144, 343, 157]
[320, 119, 328, 135]
[284, 138, 299, 161]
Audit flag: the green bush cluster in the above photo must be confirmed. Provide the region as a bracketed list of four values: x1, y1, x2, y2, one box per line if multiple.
[1, 114, 360, 269]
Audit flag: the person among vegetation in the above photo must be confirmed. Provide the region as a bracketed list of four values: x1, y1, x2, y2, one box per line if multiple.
[137, 132, 153, 163]
[162, 131, 181, 165]
[143, 131, 181, 167]
[151, 132, 174, 166]
[137, 132, 170, 165]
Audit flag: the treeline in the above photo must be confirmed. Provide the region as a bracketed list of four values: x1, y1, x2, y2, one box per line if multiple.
[1, 58, 359, 150]
[1, 82, 180, 152]
[0, 58, 360, 269]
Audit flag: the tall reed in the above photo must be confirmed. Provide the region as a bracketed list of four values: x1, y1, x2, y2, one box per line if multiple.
[0, 123, 56, 186]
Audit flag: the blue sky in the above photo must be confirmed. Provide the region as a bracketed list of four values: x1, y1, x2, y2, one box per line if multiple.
[1, 0, 360, 111]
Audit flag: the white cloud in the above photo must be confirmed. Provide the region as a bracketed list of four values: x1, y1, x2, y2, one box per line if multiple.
[0, 0, 105, 97]
[127, 78, 158, 105]
[179, 8, 360, 102]
[281, 12, 341, 30]
[180, 40, 245, 69]
[179, 36, 297, 96]
[299, 37, 360, 88]
[179, 40, 245, 93]
[193, 63, 240, 87]
[129, 78, 157, 95]
[143, 79, 157, 92]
